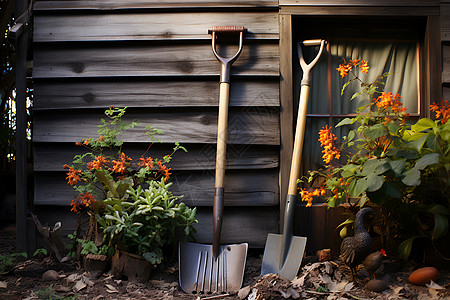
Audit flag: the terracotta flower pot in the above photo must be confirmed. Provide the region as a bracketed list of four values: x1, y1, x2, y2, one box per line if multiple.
[111, 250, 155, 282]
[83, 254, 110, 277]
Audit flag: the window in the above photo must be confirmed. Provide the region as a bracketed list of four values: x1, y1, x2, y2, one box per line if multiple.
[292, 16, 426, 178]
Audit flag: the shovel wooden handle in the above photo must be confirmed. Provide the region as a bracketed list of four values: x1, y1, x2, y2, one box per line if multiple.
[213, 82, 230, 257]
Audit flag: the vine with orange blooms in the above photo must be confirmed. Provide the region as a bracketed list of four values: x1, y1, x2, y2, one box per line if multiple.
[63, 107, 197, 264]
[299, 59, 450, 260]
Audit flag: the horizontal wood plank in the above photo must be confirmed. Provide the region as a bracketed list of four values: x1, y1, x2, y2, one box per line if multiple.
[33, 143, 279, 171]
[33, 205, 279, 247]
[34, 12, 279, 42]
[443, 45, 450, 83]
[33, 43, 279, 78]
[279, 6, 440, 16]
[34, 0, 278, 11]
[33, 79, 279, 109]
[279, 0, 440, 6]
[33, 109, 280, 145]
[34, 169, 279, 207]
[442, 4, 450, 42]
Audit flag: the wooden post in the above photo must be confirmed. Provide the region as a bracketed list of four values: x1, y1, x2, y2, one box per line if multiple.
[14, 0, 30, 253]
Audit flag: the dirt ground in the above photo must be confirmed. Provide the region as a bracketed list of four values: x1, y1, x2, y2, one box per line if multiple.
[1, 223, 450, 300]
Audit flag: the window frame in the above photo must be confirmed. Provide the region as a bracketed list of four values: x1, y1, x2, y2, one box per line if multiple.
[278, 8, 442, 227]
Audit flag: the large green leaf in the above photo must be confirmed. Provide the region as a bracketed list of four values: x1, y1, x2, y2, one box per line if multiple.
[96, 169, 115, 194]
[398, 236, 417, 260]
[336, 117, 356, 127]
[411, 118, 435, 133]
[351, 177, 369, 197]
[414, 153, 440, 170]
[389, 160, 406, 176]
[401, 168, 421, 186]
[364, 124, 388, 139]
[366, 174, 385, 192]
[428, 204, 450, 240]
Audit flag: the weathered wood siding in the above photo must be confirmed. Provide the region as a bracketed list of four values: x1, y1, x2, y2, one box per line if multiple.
[32, 0, 449, 255]
[32, 0, 280, 247]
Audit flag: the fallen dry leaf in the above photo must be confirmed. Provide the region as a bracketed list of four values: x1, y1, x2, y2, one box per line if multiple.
[291, 274, 307, 288]
[426, 280, 445, 290]
[73, 279, 87, 292]
[0, 281, 7, 289]
[106, 284, 119, 293]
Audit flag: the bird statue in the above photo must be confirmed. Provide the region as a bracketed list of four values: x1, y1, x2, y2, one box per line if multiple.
[339, 207, 374, 280]
[363, 249, 386, 279]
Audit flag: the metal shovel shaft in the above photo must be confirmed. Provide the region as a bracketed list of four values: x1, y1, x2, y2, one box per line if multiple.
[261, 39, 326, 280]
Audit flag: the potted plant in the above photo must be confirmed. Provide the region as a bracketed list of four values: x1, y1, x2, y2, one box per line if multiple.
[299, 59, 450, 262]
[63, 106, 198, 279]
[97, 178, 197, 281]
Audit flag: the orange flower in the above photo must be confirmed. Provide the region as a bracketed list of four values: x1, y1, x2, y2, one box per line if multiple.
[157, 161, 171, 183]
[87, 155, 109, 170]
[70, 192, 96, 213]
[375, 92, 406, 113]
[138, 156, 154, 170]
[110, 152, 132, 174]
[299, 188, 313, 207]
[359, 60, 369, 73]
[64, 164, 82, 186]
[430, 100, 450, 124]
[336, 64, 352, 78]
[318, 125, 341, 164]
[336, 60, 369, 77]
[299, 187, 325, 207]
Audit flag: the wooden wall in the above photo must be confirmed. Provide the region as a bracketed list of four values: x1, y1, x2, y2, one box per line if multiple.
[32, 0, 280, 248]
[32, 0, 449, 255]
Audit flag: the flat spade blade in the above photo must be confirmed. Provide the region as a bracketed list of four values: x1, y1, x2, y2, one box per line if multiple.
[179, 241, 248, 295]
[261, 233, 307, 280]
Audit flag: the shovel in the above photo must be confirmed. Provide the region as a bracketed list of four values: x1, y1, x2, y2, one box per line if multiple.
[179, 26, 248, 295]
[261, 39, 326, 280]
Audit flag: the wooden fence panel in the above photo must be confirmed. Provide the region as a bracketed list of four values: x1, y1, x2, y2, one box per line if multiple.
[34, 0, 279, 11]
[33, 143, 279, 172]
[443, 45, 450, 83]
[279, 0, 440, 6]
[33, 79, 279, 109]
[33, 43, 279, 78]
[442, 4, 450, 42]
[34, 206, 279, 248]
[33, 109, 280, 144]
[34, 12, 279, 42]
[34, 169, 279, 207]
[32, 0, 281, 248]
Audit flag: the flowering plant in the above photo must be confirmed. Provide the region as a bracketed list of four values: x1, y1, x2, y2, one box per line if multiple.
[63, 107, 197, 264]
[299, 59, 450, 259]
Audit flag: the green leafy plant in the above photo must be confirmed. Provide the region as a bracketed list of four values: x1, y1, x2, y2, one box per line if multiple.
[77, 239, 113, 256]
[98, 178, 197, 265]
[63, 106, 196, 266]
[299, 59, 450, 260]
[33, 248, 48, 257]
[0, 252, 27, 274]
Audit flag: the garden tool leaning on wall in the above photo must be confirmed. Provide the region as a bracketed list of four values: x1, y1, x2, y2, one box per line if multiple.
[179, 26, 248, 295]
[261, 39, 326, 280]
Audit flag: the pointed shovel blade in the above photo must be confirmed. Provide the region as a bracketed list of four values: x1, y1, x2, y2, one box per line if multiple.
[261, 233, 307, 280]
[179, 241, 248, 295]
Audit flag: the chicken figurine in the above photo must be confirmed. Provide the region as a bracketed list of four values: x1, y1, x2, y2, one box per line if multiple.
[339, 207, 374, 279]
[363, 249, 386, 279]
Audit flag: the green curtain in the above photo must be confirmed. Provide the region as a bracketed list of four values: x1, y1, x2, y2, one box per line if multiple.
[299, 41, 418, 174]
